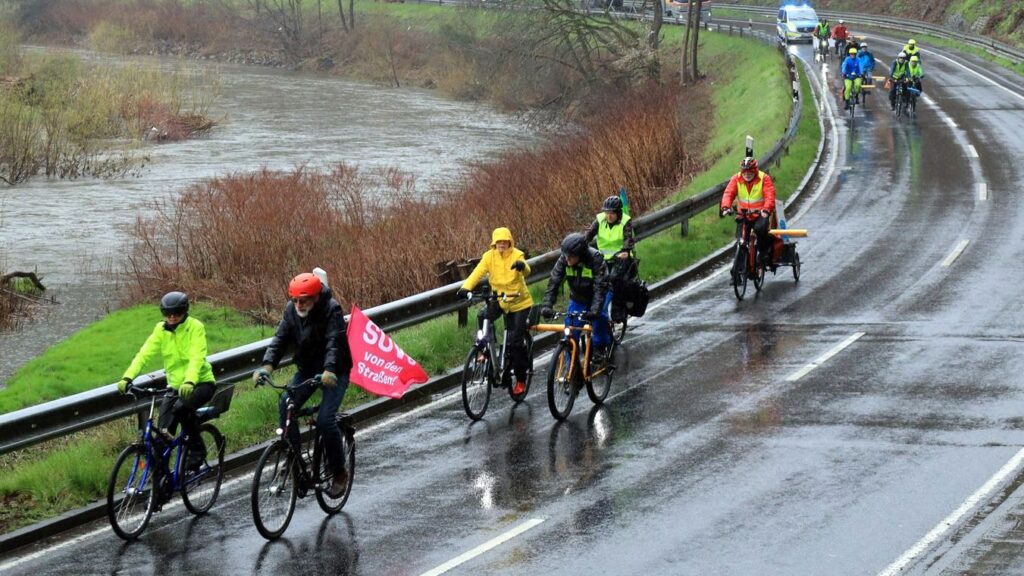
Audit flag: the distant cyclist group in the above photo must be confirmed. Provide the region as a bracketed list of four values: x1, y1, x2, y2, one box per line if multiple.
[814, 18, 925, 115]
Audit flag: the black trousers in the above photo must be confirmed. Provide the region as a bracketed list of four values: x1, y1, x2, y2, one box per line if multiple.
[735, 216, 771, 259]
[158, 382, 215, 453]
[479, 306, 531, 381]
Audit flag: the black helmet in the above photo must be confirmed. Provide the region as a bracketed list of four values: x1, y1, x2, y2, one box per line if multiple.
[602, 195, 623, 212]
[560, 232, 589, 259]
[160, 291, 189, 316]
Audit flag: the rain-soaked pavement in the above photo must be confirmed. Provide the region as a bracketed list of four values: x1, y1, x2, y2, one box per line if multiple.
[5, 31, 1024, 576]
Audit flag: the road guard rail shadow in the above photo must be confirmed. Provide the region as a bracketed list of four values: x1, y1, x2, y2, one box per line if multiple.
[0, 24, 806, 555]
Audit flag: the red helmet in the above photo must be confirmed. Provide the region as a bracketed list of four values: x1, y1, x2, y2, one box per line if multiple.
[741, 157, 758, 172]
[288, 273, 322, 298]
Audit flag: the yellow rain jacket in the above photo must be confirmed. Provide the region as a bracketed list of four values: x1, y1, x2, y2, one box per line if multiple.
[461, 228, 534, 313]
[123, 316, 215, 389]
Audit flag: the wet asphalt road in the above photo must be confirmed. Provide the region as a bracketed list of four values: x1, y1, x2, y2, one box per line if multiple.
[5, 34, 1024, 576]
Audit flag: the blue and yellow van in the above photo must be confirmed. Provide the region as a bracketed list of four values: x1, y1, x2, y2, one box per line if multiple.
[776, 3, 819, 43]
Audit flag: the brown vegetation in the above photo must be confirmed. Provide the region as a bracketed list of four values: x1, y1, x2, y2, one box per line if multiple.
[126, 84, 708, 318]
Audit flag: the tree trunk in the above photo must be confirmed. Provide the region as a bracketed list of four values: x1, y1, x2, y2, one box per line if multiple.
[649, 0, 663, 49]
[349, 0, 355, 29]
[680, 0, 693, 83]
[336, 0, 348, 31]
[690, 0, 702, 80]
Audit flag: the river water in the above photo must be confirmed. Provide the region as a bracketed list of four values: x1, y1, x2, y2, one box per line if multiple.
[0, 50, 540, 384]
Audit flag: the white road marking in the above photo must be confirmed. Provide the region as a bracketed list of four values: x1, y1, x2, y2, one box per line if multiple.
[876, 448, 1024, 576]
[979, 182, 988, 201]
[941, 239, 970, 267]
[417, 518, 545, 576]
[967, 144, 979, 158]
[785, 332, 865, 382]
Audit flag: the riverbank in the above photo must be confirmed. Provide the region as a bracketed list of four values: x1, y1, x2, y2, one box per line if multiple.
[0, 29, 821, 535]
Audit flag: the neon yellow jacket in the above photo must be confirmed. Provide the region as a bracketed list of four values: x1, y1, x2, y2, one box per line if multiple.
[123, 316, 215, 388]
[461, 227, 534, 313]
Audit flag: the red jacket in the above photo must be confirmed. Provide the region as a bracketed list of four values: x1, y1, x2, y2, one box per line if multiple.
[831, 24, 849, 40]
[721, 171, 776, 219]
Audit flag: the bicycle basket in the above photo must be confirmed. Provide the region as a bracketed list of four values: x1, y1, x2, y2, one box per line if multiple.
[907, 86, 921, 97]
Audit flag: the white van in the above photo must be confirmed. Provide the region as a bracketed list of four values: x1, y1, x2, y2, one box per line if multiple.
[776, 3, 819, 43]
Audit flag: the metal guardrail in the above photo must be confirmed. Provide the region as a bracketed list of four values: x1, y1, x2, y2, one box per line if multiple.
[0, 16, 805, 457]
[722, 3, 1024, 64]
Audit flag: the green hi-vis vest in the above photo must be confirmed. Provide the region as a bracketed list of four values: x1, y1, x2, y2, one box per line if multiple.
[595, 212, 631, 261]
[736, 172, 767, 211]
[817, 23, 829, 35]
[908, 63, 923, 79]
[892, 61, 908, 79]
[566, 265, 594, 279]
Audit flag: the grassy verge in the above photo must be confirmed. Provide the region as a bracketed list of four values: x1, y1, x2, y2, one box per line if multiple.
[0, 32, 821, 536]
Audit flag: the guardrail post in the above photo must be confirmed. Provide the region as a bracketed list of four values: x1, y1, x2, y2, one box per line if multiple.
[729, 25, 733, 36]
[680, 218, 689, 237]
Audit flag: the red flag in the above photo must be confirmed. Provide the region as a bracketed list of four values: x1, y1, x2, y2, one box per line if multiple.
[346, 305, 428, 398]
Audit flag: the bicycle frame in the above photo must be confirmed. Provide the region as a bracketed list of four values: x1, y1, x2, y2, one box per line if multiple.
[734, 210, 761, 271]
[277, 381, 321, 486]
[132, 392, 188, 495]
[470, 289, 524, 385]
[532, 314, 612, 382]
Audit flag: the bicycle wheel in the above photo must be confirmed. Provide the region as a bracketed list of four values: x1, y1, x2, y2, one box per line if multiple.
[733, 246, 748, 301]
[181, 424, 225, 515]
[792, 252, 801, 282]
[752, 247, 766, 292]
[509, 334, 534, 404]
[586, 344, 616, 405]
[461, 346, 492, 420]
[251, 440, 298, 540]
[107, 444, 156, 541]
[314, 431, 355, 514]
[547, 341, 578, 420]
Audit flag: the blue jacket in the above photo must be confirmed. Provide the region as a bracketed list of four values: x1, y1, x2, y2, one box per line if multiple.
[841, 56, 862, 79]
[857, 51, 875, 74]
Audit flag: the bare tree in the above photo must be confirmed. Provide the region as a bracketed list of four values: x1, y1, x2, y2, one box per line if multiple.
[269, 0, 304, 55]
[679, 0, 701, 83]
[336, 0, 349, 31]
[648, 0, 663, 49]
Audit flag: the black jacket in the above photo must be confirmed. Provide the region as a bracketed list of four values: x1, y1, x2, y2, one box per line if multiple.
[263, 286, 352, 375]
[541, 247, 609, 315]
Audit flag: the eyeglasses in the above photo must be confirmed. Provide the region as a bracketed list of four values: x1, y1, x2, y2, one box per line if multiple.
[292, 296, 316, 306]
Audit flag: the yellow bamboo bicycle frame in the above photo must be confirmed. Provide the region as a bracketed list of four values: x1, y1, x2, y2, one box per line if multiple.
[531, 321, 612, 382]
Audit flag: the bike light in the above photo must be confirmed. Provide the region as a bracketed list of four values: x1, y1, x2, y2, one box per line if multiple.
[476, 329, 485, 340]
[564, 327, 571, 336]
[275, 427, 284, 436]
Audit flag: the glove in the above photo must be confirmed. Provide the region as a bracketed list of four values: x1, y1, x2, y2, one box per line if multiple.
[253, 366, 272, 386]
[179, 382, 195, 400]
[760, 209, 770, 218]
[541, 306, 555, 319]
[584, 310, 601, 322]
[510, 260, 526, 272]
[456, 287, 470, 300]
[720, 207, 733, 218]
[320, 370, 338, 388]
[118, 377, 132, 394]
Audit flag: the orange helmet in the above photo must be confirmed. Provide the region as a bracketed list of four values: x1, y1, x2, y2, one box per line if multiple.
[288, 273, 322, 298]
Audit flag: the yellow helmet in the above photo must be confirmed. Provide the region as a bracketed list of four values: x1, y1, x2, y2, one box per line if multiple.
[908, 39, 917, 46]
[848, 48, 857, 55]
[910, 55, 919, 63]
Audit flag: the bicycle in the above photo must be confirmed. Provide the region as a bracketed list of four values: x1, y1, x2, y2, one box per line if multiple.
[460, 286, 536, 421]
[859, 73, 873, 107]
[814, 36, 829, 63]
[250, 376, 355, 540]
[722, 208, 767, 301]
[106, 385, 227, 541]
[894, 79, 918, 119]
[534, 310, 619, 421]
[608, 254, 638, 345]
[843, 76, 860, 124]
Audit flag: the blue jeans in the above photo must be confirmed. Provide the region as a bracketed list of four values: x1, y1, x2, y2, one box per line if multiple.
[279, 369, 349, 475]
[567, 293, 612, 349]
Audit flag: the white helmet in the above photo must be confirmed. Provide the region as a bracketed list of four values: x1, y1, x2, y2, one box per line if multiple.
[898, 51, 907, 59]
[838, 19, 844, 24]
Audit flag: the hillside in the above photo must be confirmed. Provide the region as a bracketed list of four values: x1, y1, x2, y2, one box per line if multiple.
[729, 0, 1024, 47]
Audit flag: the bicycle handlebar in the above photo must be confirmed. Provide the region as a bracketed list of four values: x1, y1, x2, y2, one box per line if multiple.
[467, 288, 521, 303]
[256, 375, 321, 393]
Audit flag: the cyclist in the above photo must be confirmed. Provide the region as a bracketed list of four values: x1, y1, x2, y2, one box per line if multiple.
[584, 195, 636, 323]
[540, 232, 612, 362]
[813, 18, 831, 57]
[118, 291, 215, 473]
[903, 38, 921, 62]
[857, 42, 876, 100]
[908, 54, 924, 93]
[254, 271, 352, 497]
[720, 157, 776, 266]
[831, 19, 849, 57]
[888, 51, 910, 110]
[841, 47, 863, 109]
[456, 227, 533, 396]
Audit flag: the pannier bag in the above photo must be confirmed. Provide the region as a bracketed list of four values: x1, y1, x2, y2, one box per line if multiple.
[616, 279, 650, 318]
